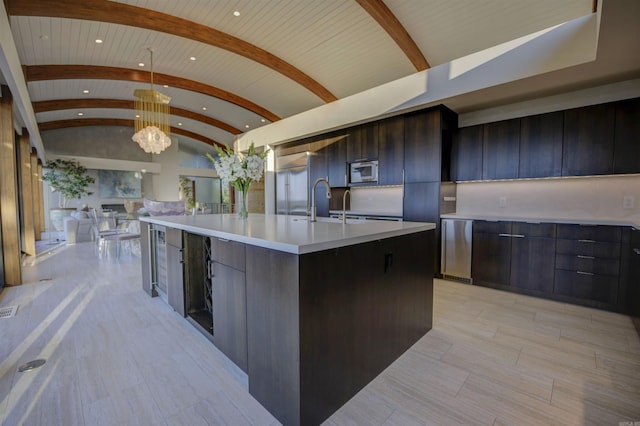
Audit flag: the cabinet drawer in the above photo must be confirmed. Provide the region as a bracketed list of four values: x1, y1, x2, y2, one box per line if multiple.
[556, 239, 621, 259]
[210, 237, 245, 271]
[555, 254, 620, 276]
[166, 227, 183, 247]
[473, 220, 511, 234]
[557, 224, 622, 242]
[512, 222, 556, 238]
[554, 269, 618, 305]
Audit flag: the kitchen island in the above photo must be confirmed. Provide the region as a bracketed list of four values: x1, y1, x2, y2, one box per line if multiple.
[141, 214, 435, 426]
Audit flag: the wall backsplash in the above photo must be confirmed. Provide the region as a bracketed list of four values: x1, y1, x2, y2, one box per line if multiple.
[456, 175, 640, 221]
[350, 186, 403, 215]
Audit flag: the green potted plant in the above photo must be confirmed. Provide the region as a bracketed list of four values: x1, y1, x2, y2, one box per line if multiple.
[42, 159, 95, 232]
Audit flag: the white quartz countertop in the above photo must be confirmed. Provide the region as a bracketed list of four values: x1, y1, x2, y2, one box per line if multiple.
[141, 214, 435, 254]
[440, 213, 640, 229]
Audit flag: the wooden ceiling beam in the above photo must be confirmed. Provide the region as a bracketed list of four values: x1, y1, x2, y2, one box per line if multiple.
[7, 0, 337, 103]
[25, 64, 280, 123]
[37, 118, 226, 149]
[355, 0, 430, 71]
[33, 98, 242, 135]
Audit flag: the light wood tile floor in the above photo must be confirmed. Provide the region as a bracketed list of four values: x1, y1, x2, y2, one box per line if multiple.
[1, 243, 639, 425]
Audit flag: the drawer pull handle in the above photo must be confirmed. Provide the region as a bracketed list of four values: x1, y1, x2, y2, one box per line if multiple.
[576, 271, 594, 276]
[499, 233, 511, 237]
[578, 239, 596, 243]
[634, 248, 640, 255]
[577, 255, 595, 259]
[511, 234, 525, 238]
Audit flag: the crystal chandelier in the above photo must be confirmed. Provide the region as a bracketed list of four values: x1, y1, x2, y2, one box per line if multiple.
[132, 49, 172, 154]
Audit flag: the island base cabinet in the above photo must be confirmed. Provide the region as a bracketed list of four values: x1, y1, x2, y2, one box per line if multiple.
[246, 230, 434, 426]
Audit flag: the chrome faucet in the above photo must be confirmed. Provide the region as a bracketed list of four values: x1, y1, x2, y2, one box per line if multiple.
[310, 177, 331, 222]
[342, 190, 351, 224]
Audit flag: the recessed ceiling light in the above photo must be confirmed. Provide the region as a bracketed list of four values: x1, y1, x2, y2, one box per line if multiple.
[190, 56, 196, 61]
[77, 112, 84, 116]
[245, 124, 250, 129]
[82, 89, 90, 94]
[233, 11, 240, 17]
[135, 114, 140, 118]
[95, 39, 103, 44]
[138, 62, 145, 67]
[178, 122, 183, 126]
[163, 84, 169, 88]
[261, 118, 266, 123]
[202, 107, 207, 111]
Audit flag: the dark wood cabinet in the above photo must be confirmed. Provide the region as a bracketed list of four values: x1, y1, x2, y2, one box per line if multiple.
[613, 98, 640, 174]
[211, 237, 247, 372]
[451, 125, 483, 181]
[472, 221, 556, 294]
[166, 227, 185, 317]
[482, 119, 520, 179]
[472, 221, 512, 288]
[404, 109, 442, 183]
[308, 148, 329, 217]
[347, 122, 378, 162]
[326, 133, 348, 187]
[623, 228, 640, 316]
[562, 103, 615, 176]
[554, 224, 622, 307]
[377, 115, 404, 185]
[403, 182, 439, 223]
[140, 221, 154, 297]
[519, 111, 563, 178]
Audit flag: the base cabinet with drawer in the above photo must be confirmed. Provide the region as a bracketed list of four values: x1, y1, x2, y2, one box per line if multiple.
[554, 224, 622, 308]
[210, 237, 248, 372]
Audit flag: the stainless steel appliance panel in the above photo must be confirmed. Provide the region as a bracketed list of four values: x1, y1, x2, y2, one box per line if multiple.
[276, 153, 309, 216]
[441, 219, 472, 281]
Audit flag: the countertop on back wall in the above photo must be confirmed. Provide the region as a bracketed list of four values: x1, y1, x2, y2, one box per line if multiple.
[440, 213, 640, 230]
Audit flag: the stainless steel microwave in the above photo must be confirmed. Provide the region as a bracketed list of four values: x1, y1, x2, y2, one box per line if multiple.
[350, 160, 378, 183]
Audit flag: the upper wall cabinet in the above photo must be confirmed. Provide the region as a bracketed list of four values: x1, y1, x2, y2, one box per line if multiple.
[450, 125, 483, 181]
[614, 98, 640, 174]
[404, 109, 443, 183]
[347, 122, 378, 162]
[562, 103, 615, 176]
[325, 132, 348, 187]
[519, 111, 564, 178]
[377, 115, 405, 185]
[482, 118, 520, 180]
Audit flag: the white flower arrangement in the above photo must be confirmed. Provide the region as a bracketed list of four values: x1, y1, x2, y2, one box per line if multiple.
[206, 143, 269, 216]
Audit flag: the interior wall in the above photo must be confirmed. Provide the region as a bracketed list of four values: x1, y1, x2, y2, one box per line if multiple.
[456, 175, 640, 221]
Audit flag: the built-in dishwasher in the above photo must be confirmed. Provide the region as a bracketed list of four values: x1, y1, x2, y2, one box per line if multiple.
[440, 219, 472, 283]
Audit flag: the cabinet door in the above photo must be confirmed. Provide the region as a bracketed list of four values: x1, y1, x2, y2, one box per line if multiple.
[309, 150, 329, 217]
[510, 236, 555, 293]
[614, 98, 640, 174]
[404, 109, 441, 183]
[451, 125, 483, 181]
[562, 104, 615, 176]
[472, 221, 512, 288]
[519, 111, 563, 178]
[326, 133, 348, 187]
[402, 182, 439, 223]
[377, 116, 404, 185]
[347, 122, 378, 162]
[212, 262, 248, 372]
[483, 119, 520, 180]
[167, 243, 185, 316]
[140, 221, 155, 297]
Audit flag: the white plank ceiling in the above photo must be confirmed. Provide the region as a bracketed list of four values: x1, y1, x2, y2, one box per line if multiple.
[7, 0, 594, 152]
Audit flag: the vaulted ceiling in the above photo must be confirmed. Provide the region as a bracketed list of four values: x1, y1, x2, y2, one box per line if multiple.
[2, 0, 600, 156]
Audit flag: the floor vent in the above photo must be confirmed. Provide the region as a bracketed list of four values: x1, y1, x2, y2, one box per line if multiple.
[0, 305, 18, 319]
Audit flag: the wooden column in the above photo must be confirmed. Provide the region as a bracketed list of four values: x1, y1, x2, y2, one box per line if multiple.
[0, 85, 22, 285]
[37, 160, 45, 235]
[30, 150, 42, 240]
[19, 130, 36, 255]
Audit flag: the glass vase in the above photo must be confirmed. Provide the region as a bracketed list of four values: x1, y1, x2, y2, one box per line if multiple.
[238, 189, 249, 219]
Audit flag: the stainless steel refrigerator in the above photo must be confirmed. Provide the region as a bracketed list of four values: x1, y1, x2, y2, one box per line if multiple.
[276, 152, 309, 216]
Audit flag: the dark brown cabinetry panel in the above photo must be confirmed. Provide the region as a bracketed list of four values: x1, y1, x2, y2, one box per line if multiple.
[562, 104, 615, 176]
[326, 132, 348, 187]
[403, 182, 439, 223]
[451, 125, 483, 181]
[510, 233, 556, 293]
[140, 221, 154, 297]
[212, 261, 247, 372]
[472, 221, 512, 288]
[482, 119, 520, 179]
[347, 122, 378, 162]
[622, 228, 640, 316]
[519, 111, 563, 178]
[613, 98, 640, 174]
[377, 115, 404, 185]
[166, 228, 185, 317]
[309, 148, 329, 217]
[404, 109, 441, 183]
